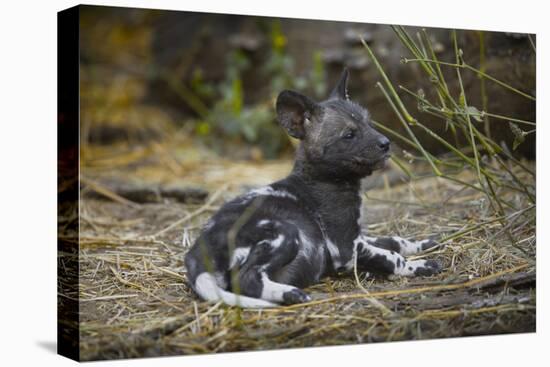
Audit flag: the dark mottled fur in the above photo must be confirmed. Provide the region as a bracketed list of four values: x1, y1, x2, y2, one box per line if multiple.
[184, 69, 442, 307]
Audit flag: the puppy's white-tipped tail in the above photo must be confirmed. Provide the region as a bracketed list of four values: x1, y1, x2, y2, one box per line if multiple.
[194, 273, 277, 308]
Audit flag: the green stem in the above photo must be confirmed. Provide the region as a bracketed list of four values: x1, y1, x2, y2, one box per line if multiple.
[483, 112, 536, 127]
[453, 30, 483, 189]
[464, 64, 536, 101]
[371, 119, 461, 169]
[361, 36, 417, 125]
[377, 82, 442, 176]
[389, 155, 414, 179]
[478, 31, 491, 139]
[421, 29, 452, 114]
[402, 57, 535, 101]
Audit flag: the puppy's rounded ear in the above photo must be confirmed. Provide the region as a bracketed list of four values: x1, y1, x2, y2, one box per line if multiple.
[329, 68, 350, 100]
[276, 90, 319, 140]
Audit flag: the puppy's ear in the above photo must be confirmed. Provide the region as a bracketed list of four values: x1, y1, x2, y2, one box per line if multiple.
[329, 68, 350, 100]
[276, 90, 319, 139]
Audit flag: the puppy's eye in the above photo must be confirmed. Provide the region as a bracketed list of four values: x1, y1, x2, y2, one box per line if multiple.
[342, 131, 355, 140]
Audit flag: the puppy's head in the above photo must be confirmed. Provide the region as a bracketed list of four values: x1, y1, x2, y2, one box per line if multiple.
[276, 69, 390, 179]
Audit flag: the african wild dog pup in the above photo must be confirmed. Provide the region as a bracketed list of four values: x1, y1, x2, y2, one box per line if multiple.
[184, 69, 442, 307]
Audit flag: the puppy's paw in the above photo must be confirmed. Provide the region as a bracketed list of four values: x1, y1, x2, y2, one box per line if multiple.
[282, 288, 311, 305]
[420, 239, 443, 252]
[413, 259, 443, 276]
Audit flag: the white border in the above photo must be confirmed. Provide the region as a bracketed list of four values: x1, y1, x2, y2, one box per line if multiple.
[1, 0, 545, 366]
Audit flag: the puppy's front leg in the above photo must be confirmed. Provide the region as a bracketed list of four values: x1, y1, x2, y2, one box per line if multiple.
[360, 235, 441, 256]
[349, 235, 442, 277]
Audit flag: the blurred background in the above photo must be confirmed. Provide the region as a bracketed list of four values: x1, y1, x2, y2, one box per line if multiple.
[79, 5, 535, 172]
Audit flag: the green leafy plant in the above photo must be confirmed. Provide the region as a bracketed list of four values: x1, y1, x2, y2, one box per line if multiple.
[190, 20, 328, 158]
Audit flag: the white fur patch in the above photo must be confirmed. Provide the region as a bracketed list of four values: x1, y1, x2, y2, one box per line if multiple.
[345, 235, 405, 271]
[298, 230, 315, 257]
[363, 236, 379, 244]
[270, 234, 285, 249]
[260, 272, 296, 302]
[346, 235, 436, 277]
[247, 186, 297, 201]
[326, 238, 342, 269]
[194, 272, 277, 308]
[392, 236, 423, 256]
[229, 247, 251, 269]
[345, 238, 365, 271]
[258, 219, 271, 227]
[195, 273, 221, 302]
[366, 243, 402, 262]
[395, 259, 429, 276]
[214, 271, 227, 289]
[419, 239, 432, 247]
[258, 234, 286, 249]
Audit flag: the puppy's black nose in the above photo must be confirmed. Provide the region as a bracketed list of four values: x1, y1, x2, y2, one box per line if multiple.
[377, 136, 390, 152]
